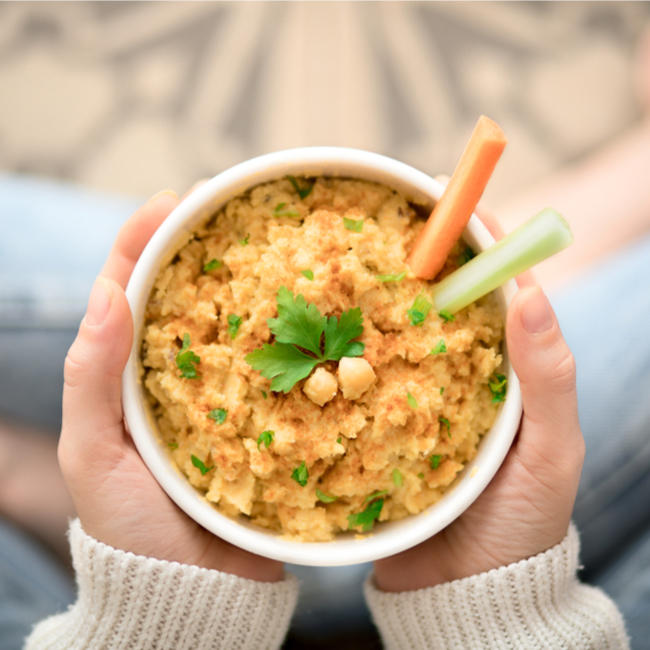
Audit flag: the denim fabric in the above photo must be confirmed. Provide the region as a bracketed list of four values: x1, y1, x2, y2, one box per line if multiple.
[0, 173, 141, 329]
[1, 174, 649, 646]
[551, 232, 650, 579]
[596, 524, 650, 649]
[0, 173, 141, 429]
[0, 519, 75, 650]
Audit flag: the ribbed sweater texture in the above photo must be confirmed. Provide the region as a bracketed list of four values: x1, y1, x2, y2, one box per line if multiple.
[24, 520, 298, 650]
[364, 525, 629, 649]
[25, 521, 628, 649]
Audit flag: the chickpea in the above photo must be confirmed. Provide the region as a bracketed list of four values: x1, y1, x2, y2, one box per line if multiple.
[338, 357, 376, 400]
[303, 367, 338, 406]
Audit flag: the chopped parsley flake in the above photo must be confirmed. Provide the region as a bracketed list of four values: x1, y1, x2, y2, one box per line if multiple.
[439, 310, 455, 323]
[365, 490, 388, 503]
[191, 454, 214, 476]
[316, 488, 337, 503]
[407, 293, 432, 326]
[257, 430, 274, 450]
[301, 269, 314, 281]
[203, 258, 223, 272]
[167, 442, 179, 450]
[392, 468, 403, 487]
[375, 271, 406, 283]
[207, 408, 227, 424]
[239, 234, 250, 246]
[336, 436, 342, 444]
[245, 286, 365, 393]
[347, 498, 383, 532]
[291, 461, 309, 487]
[440, 387, 445, 395]
[430, 454, 442, 470]
[176, 334, 201, 379]
[418, 472, 425, 479]
[261, 390, 268, 400]
[343, 217, 363, 233]
[431, 340, 447, 354]
[227, 314, 242, 339]
[286, 175, 315, 199]
[274, 202, 301, 218]
[407, 392, 418, 409]
[488, 373, 508, 403]
[439, 416, 451, 438]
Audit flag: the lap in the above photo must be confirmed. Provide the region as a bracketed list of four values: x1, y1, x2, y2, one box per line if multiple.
[0, 518, 74, 650]
[551, 231, 650, 575]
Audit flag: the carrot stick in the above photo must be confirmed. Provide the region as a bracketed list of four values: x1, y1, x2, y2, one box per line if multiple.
[408, 115, 508, 279]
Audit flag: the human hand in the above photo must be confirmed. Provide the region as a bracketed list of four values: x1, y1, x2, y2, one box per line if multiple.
[58, 189, 283, 582]
[375, 219, 583, 591]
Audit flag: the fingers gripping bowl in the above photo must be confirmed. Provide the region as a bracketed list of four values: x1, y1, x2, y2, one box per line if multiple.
[122, 148, 522, 566]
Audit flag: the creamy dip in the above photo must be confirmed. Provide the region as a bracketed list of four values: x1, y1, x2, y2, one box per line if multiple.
[141, 177, 504, 541]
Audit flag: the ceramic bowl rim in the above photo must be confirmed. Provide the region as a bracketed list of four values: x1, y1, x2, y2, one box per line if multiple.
[122, 146, 522, 567]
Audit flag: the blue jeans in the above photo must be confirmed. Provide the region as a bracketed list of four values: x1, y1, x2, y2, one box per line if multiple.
[1, 174, 649, 647]
[552, 232, 650, 646]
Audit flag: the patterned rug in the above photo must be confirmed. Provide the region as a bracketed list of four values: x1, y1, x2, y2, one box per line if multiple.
[1, 1, 649, 207]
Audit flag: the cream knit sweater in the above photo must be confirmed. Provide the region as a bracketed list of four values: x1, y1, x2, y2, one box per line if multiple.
[25, 521, 629, 650]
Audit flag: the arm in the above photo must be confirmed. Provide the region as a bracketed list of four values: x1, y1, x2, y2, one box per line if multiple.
[368, 284, 629, 648]
[26, 190, 297, 650]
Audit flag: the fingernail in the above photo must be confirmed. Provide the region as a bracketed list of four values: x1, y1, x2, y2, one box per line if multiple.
[147, 189, 178, 205]
[520, 286, 553, 334]
[85, 277, 112, 326]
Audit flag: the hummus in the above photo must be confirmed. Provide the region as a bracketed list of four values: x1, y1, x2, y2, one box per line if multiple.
[141, 177, 504, 541]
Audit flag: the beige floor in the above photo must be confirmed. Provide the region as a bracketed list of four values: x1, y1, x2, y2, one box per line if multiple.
[0, 1, 648, 209]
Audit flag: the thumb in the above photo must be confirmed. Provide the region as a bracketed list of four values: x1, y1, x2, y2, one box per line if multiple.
[506, 285, 583, 482]
[60, 277, 133, 476]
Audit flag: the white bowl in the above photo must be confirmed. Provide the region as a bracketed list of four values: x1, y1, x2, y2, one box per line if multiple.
[122, 147, 522, 567]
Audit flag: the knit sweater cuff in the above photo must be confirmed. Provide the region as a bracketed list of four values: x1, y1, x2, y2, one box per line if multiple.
[25, 519, 298, 650]
[364, 524, 629, 650]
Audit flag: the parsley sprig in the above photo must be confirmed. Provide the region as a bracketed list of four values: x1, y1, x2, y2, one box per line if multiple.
[191, 454, 214, 476]
[227, 314, 242, 339]
[407, 294, 432, 326]
[245, 287, 365, 393]
[375, 271, 406, 283]
[203, 259, 223, 272]
[274, 202, 301, 218]
[207, 408, 227, 424]
[291, 461, 309, 487]
[488, 373, 508, 403]
[316, 488, 337, 503]
[257, 430, 274, 450]
[347, 495, 384, 532]
[343, 217, 363, 233]
[286, 175, 315, 200]
[431, 340, 447, 354]
[176, 334, 201, 379]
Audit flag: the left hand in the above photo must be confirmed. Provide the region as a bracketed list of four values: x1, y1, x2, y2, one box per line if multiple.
[58, 189, 283, 582]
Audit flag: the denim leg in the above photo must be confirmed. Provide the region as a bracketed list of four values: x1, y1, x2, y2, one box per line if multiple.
[550, 231, 650, 578]
[594, 524, 650, 650]
[0, 328, 78, 431]
[286, 563, 374, 639]
[0, 518, 75, 650]
[0, 175, 136, 645]
[0, 173, 141, 430]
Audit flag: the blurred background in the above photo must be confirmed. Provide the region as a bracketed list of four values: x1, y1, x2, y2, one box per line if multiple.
[1, 1, 648, 203]
[2, 0, 649, 335]
[2, 2, 650, 649]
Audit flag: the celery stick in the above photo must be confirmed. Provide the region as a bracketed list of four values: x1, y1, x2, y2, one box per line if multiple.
[432, 208, 573, 314]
